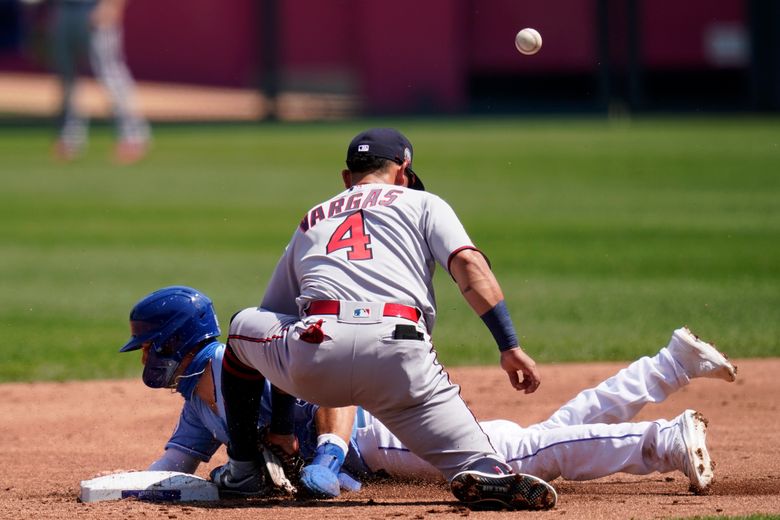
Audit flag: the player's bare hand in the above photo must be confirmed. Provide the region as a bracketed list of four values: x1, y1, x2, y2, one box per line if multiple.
[500, 347, 541, 394]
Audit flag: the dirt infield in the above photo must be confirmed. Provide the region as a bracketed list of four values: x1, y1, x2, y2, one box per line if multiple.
[0, 72, 356, 121]
[2, 358, 779, 519]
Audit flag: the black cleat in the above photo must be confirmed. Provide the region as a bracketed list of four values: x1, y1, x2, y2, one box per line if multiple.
[209, 462, 267, 497]
[450, 470, 557, 510]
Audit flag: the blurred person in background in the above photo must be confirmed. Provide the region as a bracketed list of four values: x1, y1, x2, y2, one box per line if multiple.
[50, 0, 149, 163]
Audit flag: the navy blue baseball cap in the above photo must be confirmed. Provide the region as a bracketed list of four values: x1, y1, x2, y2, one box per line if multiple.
[346, 128, 425, 191]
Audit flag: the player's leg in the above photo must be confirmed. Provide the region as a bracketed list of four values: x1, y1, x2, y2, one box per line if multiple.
[88, 20, 150, 162]
[353, 410, 714, 493]
[209, 337, 268, 495]
[352, 329, 500, 480]
[50, 2, 89, 159]
[484, 410, 714, 493]
[532, 327, 736, 430]
[350, 324, 555, 510]
[220, 307, 306, 494]
[232, 313, 554, 509]
[254, 314, 497, 477]
[352, 409, 442, 480]
[228, 309, 352, 404]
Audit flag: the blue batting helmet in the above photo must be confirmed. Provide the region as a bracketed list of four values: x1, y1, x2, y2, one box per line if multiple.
[120, 286, 221, 388]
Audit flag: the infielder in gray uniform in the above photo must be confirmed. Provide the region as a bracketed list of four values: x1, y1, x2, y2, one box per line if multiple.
[50, 0, 149, 163]
[216, 128, 557, 510]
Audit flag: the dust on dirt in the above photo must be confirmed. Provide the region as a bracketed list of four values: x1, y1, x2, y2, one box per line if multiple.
[1, 359, 778, 519]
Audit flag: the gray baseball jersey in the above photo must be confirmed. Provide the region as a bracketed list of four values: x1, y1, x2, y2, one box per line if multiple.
[261, 183, 477, 333]
[230, 183, 504, 480]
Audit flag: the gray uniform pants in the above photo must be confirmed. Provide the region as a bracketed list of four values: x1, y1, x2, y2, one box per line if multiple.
[228, 306, 504, 481]
[50, 1, 148, 147]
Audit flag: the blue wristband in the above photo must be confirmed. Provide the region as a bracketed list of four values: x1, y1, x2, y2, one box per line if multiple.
[480, 300, 519, 352]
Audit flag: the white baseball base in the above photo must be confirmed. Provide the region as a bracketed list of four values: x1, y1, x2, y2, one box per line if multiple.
[79, 471, 219, 502]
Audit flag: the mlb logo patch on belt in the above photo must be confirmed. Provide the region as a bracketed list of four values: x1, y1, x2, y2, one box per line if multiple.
[338, 301, 383, 324]
[353, 307, 372, 318]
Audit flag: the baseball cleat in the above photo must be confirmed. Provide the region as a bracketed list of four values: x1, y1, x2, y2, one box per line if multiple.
[666, 326, 737, 382]
[677, 409, 715, 494]
[209, 461, 267, 497]
[113, 139, 149, 165]
[450, 470, 557, 511]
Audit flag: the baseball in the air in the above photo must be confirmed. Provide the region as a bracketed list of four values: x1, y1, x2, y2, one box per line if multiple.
[515, 28, 542, 55]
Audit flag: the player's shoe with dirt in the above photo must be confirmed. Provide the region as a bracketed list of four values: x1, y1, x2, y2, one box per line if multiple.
[666, 326, 737, 382]
[675, 409, 715, 494]
[113, 139, 149, 165]
[209, 459, 267, 497]
[450, 470, 557, 511]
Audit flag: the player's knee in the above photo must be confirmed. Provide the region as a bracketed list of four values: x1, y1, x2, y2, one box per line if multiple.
[227, 307, 254, 336]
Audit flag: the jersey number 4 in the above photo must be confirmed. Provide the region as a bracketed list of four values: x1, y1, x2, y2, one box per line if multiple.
[326, 211, 373, 260]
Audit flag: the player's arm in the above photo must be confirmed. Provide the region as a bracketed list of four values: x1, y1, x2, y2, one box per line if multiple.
[153, 403, 222, 473]
[449, 249, 541, 394]
[148, 448, 201, 474]
[315, 406, 356, 445]
[313, 406, 363, 492]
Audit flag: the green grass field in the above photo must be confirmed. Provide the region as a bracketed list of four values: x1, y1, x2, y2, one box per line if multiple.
[1, 117, 778, 382]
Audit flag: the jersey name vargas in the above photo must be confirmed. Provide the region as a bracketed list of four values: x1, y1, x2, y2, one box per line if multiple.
[299, 188, 404, 232]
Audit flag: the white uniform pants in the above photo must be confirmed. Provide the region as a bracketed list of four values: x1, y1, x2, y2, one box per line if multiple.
[354, 347, 690, 482]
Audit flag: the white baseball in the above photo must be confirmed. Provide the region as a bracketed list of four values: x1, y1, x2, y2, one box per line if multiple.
[515, 28, 542, 55]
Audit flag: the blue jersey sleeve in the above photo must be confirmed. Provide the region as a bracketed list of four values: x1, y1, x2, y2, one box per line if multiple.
[165, 399, 223, 462]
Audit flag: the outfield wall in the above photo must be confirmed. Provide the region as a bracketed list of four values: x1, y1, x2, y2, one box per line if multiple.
[3, 0, 775, 113]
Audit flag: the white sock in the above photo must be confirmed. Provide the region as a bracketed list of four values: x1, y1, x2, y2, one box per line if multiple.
[317, 433, 348, 457]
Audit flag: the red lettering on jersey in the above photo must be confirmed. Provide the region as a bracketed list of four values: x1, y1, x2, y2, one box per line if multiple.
[345, 192, 364, 211]
[380, 189, 403, 206]
[310, 205, 326, 228]
[326, 210, 373, 261]
[361, 189, 381, 209]
[328, 197, 345, 218]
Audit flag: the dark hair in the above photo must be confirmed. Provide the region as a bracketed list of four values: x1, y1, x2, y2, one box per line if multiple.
[346, 154, 395, 174]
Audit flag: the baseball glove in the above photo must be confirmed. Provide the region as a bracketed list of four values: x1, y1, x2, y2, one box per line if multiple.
[257, 426, 304, 495]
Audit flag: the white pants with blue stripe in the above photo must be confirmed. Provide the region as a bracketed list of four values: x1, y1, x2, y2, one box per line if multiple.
[354, 342, 692, 482]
